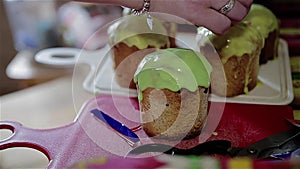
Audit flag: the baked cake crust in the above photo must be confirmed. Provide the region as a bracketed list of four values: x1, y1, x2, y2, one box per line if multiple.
[112, 43, 158, 89]
[140, 87, 209, 140]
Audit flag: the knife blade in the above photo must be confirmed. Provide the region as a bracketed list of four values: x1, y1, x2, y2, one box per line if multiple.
[90, 109, 140, 147]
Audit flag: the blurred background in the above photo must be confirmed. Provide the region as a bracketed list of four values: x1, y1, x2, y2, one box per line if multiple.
[0, 0, 122, 95]
[1, 0, 23, 95]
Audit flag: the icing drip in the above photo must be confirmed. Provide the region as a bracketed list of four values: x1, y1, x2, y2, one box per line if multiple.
[108, 15, 170, 49]
[134, 48, 212, 100]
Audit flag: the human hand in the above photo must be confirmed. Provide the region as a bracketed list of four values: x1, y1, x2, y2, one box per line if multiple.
[149, 0, 253, 35]
[76, 0, 253, 34]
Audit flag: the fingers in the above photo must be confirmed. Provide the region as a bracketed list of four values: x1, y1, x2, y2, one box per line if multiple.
[210, 0, 252, 22]
[225, 1, 248, 21]
[198, 0, 253, 34]
[150, 0, 253, 35]
[192, 8, 232, 35]
[211, 0, 252, 10]
[238, 0, 253, 8]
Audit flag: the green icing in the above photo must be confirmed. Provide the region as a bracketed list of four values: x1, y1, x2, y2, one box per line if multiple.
[199, 23, 263, 61]
[243, 4, 279, 38]
[107, 15, 170, 49]
[134, 48, 212, 97]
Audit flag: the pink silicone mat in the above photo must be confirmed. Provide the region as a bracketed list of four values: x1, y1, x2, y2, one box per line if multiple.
[0, 95, 294, 168]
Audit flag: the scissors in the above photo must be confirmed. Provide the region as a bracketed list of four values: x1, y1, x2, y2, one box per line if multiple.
[127, 120, 300, 159]
[92, 108, 300, 159]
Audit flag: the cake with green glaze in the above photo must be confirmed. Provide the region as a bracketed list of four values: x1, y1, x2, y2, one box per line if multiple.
[107, 14, 171, 89]
[197, 22, 264, 97]
[243, 4, 279, 64]
[134, 48, 212, 140]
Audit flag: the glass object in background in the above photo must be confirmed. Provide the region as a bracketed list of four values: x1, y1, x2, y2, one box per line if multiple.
[4, 0, 58, 51]
[56, 2, 122, 50]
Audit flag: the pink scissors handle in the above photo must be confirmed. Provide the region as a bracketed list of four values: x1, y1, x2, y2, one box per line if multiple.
[0, 120, 115, 168]
[0, 121, 49, 155]
[0, 95, 143, 168]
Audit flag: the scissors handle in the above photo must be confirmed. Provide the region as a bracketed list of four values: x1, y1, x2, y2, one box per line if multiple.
[0, 120, 103, 169]
[0, 121, 78, 162]
[0, 121, 52, 159]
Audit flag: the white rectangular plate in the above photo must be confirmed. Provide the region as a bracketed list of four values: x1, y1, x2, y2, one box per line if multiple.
[84, 32, 294, 105]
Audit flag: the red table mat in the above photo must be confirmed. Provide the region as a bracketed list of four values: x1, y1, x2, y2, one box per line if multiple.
[0, 95, 295, 168]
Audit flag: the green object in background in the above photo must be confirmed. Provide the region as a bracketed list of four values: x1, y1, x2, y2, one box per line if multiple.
[294, 110, 300, 121]
[280, 28, 300, 35]
[290, 56, 300, 106]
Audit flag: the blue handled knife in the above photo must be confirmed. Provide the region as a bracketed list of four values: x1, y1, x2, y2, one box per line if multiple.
[90, 109, 140, 147]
